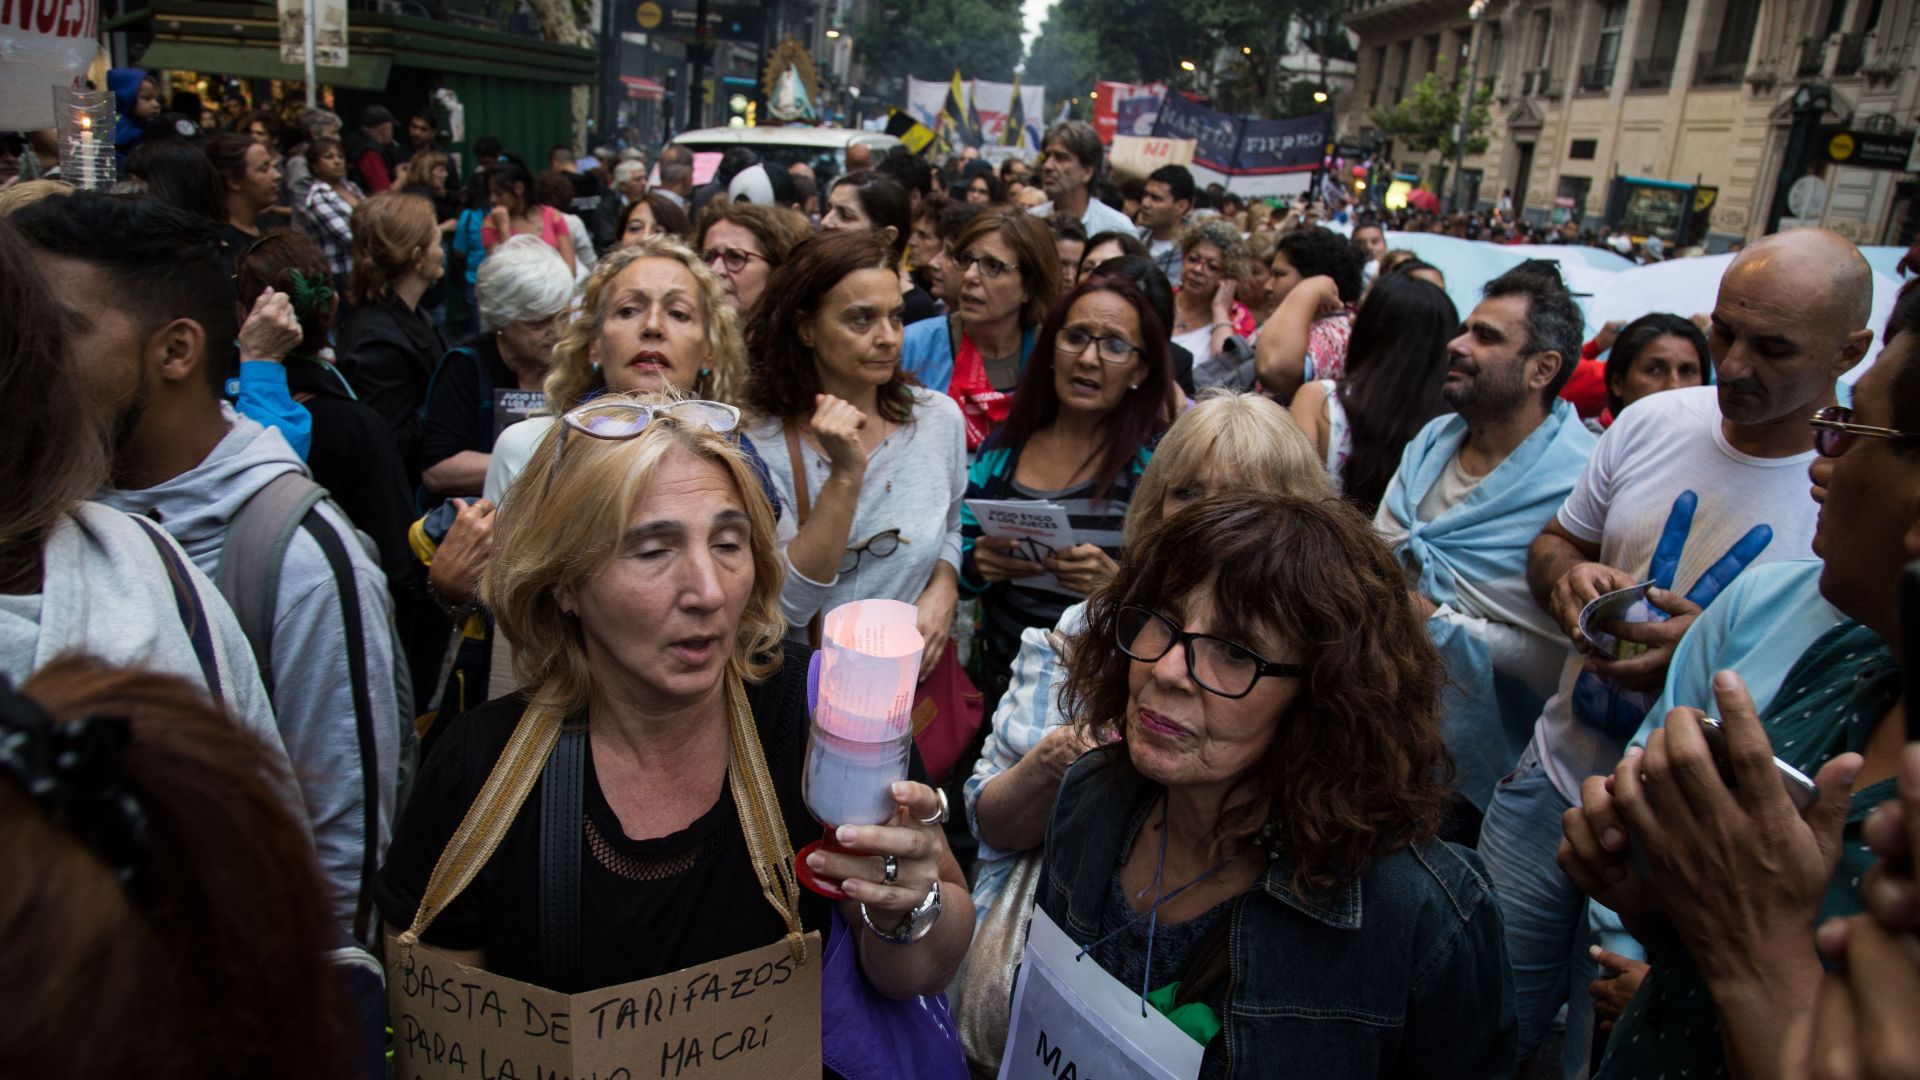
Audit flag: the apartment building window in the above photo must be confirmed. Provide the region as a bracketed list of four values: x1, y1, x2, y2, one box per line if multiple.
[1570, 138, 1597, 159]
[1633, 0, 1686, 88]
[1583, 0, 1626, 91]
[1486, 21, 1504, 80]
[1370, 44, 1388, 105]
[1425, 33, 1442, 77]
[1526, 9, 1555, 95]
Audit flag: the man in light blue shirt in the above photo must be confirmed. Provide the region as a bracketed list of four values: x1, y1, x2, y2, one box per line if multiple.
[1027, 120, 1136, 240]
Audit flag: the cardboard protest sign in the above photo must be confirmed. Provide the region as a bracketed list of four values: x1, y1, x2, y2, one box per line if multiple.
[1108, 136, 1196, 176]
[389, 932, 822, 1080]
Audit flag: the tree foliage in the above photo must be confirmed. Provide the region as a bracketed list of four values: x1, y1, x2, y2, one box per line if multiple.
[1022, 0, 1349, 118]
[1022, 4, 1099, 116]
[856, 0, 1024, 84]
[1367, 63, 1493, 158]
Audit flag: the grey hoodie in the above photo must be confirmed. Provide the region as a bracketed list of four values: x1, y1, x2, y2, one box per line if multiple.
[0, 501, 306, 825]
[99, 408, 406, 936]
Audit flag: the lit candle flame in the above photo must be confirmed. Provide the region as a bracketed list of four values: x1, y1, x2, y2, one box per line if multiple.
[80, 115, 91, 131]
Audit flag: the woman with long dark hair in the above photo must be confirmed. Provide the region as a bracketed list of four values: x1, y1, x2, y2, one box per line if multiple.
[482, 157, 575, 276]
[821, 170, 939, 325]
[1289, 273, 1459, 511]
[741, 230, 967, 672]
[1601, 312, 1711, 426]
[958, 277, 1175, 706]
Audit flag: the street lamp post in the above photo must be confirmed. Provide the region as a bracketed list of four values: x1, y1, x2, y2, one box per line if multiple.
[1450, 0, 1489, 214]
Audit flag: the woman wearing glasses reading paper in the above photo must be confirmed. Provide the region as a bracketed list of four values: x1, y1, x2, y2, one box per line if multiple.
[958, 277, 1174, 708]
[374, 395, 973, 1063]
[1030, 493, 1515, 1077]
[742, 230, 969, 680]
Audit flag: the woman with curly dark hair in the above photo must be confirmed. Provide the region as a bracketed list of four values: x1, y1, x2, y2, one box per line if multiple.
[741, 230, 967, 671]
[1254, 226, 1366, 402]
[1041, 492, 1515, 1078]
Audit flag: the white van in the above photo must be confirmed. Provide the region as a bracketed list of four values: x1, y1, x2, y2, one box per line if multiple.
[668, 126, 901, 181]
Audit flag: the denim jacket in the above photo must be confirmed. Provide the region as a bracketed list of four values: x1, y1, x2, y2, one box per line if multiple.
[1036, 747, 1518, 1079]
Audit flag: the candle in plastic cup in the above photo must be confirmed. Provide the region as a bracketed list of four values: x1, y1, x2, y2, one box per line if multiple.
[802, 599, 923, 827]
[803, 726, 912, 828]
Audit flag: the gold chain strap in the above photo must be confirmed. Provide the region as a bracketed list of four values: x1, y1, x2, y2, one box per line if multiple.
[726, 673, 809, 965]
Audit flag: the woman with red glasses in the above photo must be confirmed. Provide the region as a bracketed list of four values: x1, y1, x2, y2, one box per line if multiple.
[693, 201, 810, 321]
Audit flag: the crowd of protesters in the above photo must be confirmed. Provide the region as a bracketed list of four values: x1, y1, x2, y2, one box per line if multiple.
[6, 83, 1920, 1080]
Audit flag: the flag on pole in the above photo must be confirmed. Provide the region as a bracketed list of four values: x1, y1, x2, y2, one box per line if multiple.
[966, 79, 985, 145]
[940, 70, 970, 149]
[1001, 74, 1025, 147]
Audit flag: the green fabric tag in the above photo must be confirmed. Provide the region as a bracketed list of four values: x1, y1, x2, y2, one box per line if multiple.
[1144, 981, 1221, 1047]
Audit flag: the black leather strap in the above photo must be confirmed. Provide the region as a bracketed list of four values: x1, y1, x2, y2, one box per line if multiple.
[304, 511, 380, 944]
[538, 724, 587, 990]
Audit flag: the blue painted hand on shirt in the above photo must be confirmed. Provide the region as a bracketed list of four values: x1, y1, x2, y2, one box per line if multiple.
[1573, 490, 1774, 737]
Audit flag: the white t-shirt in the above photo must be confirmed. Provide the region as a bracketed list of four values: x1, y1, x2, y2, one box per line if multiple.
[1531, 385, 1819, 802]
[483, 415, 555, 507]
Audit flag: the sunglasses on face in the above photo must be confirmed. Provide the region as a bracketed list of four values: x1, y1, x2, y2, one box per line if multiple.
[1809, 404, 1920, 458]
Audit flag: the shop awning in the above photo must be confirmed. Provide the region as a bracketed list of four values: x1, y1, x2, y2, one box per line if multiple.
[621, 75, 666, 101]
[137, 41, 392, 91]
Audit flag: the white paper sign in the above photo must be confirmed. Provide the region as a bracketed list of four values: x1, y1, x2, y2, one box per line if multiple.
[997, 907, 1206, 1080]
[278, 0, 349, 68]
[967, 499, 1077, 595]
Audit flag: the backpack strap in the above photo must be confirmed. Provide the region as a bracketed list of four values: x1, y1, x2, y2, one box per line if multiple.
[215, 472, 328, 696]
[537, 723, 587, 990]
[133, 516, 223, 702]
[303, 506, 385, 943]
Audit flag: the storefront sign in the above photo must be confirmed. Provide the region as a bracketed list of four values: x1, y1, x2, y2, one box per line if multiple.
[1822, 127, 1916, 170]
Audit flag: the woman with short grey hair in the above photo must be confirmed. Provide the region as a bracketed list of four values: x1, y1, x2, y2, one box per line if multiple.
[420, 236, 576, 496]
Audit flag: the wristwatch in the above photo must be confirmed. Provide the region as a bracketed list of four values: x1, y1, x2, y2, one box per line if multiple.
[860, 881, 942, 944]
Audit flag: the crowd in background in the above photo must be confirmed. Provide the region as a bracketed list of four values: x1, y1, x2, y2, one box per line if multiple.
[7, 76, 1920, 1080]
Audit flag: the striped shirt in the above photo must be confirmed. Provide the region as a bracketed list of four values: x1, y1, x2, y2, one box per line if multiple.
[959, 437, 1153, 673]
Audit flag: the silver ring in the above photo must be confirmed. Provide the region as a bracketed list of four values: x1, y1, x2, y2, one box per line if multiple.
[917, 788, 950, 827]
[882, 854, 899, 885]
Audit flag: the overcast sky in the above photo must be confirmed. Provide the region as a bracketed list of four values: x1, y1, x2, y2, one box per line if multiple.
[1020, 0, 1048, 63]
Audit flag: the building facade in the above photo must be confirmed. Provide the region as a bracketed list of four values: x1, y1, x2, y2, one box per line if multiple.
[1343, 0, 1918, 247]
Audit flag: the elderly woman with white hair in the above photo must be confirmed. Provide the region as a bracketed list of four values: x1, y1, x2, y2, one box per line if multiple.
[419, 235, 578, 496]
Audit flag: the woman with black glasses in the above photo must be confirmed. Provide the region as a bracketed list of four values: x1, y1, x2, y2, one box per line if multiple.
[1038, 493, 1515, 1077]
[958, 277, 1175, 709]
[742, 230, 968, 677]
[899, 207, 1061, 450]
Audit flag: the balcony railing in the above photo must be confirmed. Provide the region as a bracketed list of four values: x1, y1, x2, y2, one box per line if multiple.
[1692, 50, 1745, 86]
[1834, 32, 1866, 76]
[1578, 62, 1616, 92]
[1796, 36, 1828, 76]
[1630, 55, 1674, 90]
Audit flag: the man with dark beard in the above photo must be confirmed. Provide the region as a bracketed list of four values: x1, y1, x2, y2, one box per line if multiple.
[1374, 264, 1595, 822]
[1485, 229, 1874, 1075]
[14, 192, 407, 944]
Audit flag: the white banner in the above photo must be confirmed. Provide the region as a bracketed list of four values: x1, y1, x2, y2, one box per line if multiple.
[904, 77, 1044, 150]
[279, 0, 349, 69]
[905, 76, 949, 132]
